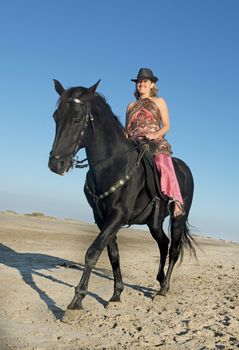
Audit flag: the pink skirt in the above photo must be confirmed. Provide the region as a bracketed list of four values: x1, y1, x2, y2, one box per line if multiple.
[154, 153, 183, 205]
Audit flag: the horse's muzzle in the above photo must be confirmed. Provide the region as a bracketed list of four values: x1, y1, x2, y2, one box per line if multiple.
[48, 153, 71, 175]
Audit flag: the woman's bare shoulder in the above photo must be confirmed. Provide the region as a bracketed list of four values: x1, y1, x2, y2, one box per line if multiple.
[127, 101, 136, 112]
[152, 96, 167, 107]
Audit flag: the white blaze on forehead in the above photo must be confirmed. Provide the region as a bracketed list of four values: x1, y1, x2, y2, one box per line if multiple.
[73, 98, 81, 103]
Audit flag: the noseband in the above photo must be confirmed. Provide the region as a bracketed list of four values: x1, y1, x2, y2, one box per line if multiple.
[49, 98, 94, 168]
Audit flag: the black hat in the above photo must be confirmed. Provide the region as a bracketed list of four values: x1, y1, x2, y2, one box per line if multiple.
[131, 67, 158, 83]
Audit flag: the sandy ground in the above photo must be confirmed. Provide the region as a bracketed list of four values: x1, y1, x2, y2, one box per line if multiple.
[0, 212, 238, 350]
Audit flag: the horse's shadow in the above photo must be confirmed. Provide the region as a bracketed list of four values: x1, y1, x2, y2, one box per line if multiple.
[0, 243, 157, 319]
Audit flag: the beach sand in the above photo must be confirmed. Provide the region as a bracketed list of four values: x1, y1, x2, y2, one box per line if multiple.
[0, 212, 238, 349]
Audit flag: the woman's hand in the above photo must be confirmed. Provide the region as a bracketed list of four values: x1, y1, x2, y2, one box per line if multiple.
[145, 131, 162, 140]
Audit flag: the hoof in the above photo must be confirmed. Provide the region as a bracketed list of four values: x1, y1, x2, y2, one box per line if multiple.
[61, 308, 85, 324]
[153, 290, 167, 300]
[158, 290, 167, 297]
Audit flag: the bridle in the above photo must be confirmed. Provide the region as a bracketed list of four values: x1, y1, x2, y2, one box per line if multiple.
[49, 98, 94, 168]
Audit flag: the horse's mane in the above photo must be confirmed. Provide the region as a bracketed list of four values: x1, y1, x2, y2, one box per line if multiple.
[94, 93, 124, 131]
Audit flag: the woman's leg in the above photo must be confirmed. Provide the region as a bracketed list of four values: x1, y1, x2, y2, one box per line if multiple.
[154, 153, 184, 217]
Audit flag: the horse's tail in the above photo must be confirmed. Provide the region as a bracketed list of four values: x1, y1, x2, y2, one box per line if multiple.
[179, 220, 198, 263]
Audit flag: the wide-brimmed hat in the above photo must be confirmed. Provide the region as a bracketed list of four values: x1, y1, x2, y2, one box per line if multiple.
[131, 68, 158, 83]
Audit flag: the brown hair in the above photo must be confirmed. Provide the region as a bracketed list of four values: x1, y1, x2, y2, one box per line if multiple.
[134, 83, 158, 100]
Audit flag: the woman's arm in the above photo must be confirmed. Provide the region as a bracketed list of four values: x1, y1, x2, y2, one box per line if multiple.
[146, 97, 170, 140]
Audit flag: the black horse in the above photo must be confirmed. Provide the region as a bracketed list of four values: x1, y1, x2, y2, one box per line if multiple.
[49, 79, 196, 322]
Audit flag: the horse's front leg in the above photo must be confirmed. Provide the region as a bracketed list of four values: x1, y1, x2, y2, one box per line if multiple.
[62, 213, 124, 322]
[107, 237, 124, 304]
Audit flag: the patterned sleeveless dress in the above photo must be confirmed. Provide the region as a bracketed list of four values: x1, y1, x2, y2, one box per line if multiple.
[126, 98, 183, 206]
[126, 98, 172, 156]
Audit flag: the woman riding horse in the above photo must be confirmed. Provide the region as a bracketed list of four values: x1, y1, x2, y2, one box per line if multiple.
[125, 68, 184, 218]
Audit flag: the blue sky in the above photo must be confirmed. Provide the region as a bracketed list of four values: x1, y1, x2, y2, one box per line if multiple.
[0, 0, 239, 242]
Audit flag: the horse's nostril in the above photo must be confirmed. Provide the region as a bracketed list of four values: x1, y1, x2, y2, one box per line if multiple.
[60, 160, 65, 168]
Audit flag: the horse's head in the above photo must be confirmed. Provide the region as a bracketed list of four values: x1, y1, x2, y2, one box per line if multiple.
[48, 79, 100, 175]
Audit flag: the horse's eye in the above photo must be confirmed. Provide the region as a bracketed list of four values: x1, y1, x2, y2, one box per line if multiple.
[74, 118, 81, 124]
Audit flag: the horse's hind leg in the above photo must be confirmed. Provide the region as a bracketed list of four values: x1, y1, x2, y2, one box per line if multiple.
[159, 216, 185, 295]
[107, 237, 124, 303]
[148, 223, 169, 286]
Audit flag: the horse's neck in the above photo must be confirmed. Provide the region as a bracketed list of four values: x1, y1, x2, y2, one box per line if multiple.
[85, 113, 132, 172]
[86, 125, 127, 164]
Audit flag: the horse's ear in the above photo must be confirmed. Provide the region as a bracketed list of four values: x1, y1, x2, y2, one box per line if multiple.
[88, 79, 101, 94]
[53, 79, 65, 96]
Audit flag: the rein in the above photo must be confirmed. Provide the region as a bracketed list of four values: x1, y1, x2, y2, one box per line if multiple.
[73, 147, 137, 170]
